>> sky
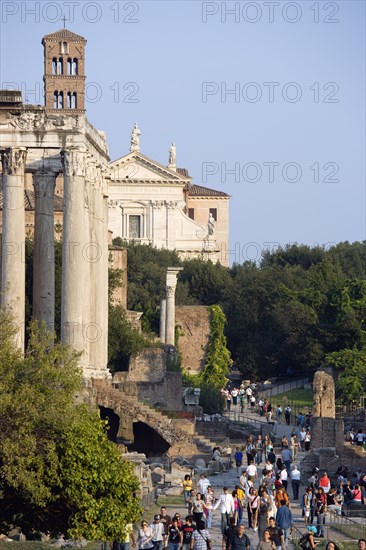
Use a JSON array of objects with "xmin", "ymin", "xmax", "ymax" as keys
[{"xmin": 1, "ymin": 0, "xmax": 365, "ymax": 264}]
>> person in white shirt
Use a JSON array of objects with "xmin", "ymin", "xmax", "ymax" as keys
[
  {"xmin": 246, "ymin": 461, "xmax": 258, "ymax": 479},
  {"xmin": 290, "ymin": 464, "xmax": 301, "ymax": 500},
  {"xmin": 246, "ymin": 387, "xmax": 252, "ymax": 404},
  {"xmin": 213, "ymin": 486, "xmax": 234, "ymax": 534},
  {"xmin": 197, "ymin": 473, "xmax": 211, "ymax": 496},
  {"xmin": 280, "ymin": 466, "xmax": 288, "ymax": 490}
]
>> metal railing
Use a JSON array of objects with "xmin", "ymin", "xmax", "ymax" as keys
[
  {"xmin": 327, "ymin": 510, "xmax": 366, "ymax": 540},
  {"xmin": 140, "ymin": 487, "xmax": 158, "ymax": 512}
]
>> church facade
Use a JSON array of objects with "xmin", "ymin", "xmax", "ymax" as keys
[{"xmin": 108, "ymin": 144, "xmax": 230, "ymax": 266}]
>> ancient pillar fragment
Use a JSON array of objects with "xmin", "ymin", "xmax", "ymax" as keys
[
  {"xmin": 60, "ymin": 147, "xmax": 87, "ymax": 360},
  {"xmin": 0, "ymin": 147, "xmax": 27, "ymax": 350},
  {"xmin": 160, "ymin": 298, "xmax": 166, "ymax": 343},
  {"xmin": 33, "ymin": 168, "xmax": 57, "ymax": 333},
  {"xmin": 165, "ymin": 267, "xmax": 183, "ymax": 346}
]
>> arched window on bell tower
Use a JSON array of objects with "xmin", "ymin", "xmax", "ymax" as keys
[
  {"xmin": 72, "ymin": 58, "xmax": 78, "ymax": 75},
  {"xmin": 54, "ymin": 91, "xmax": 58, "ymax": 109},
  {"xmin": 52, "ymin": 58, "xmax": 57, "ymax": 75},
  {"xmin": 67, "ymin": 58, "xmax": 71, "ymax": 75},
  {"xmin": 61, "ymin": 41, "xmax": 68, "ymax": 54},
  {"xmin": 57, "ymin": 57, "xmax": 63, "ymax": 75},
  {"xmin": 58, "ymin": 91, "xmax": 64, "ymax": 109},
  {"xmin": 71, "ymin": 92, "xmax": 77, "ymax": 109}
]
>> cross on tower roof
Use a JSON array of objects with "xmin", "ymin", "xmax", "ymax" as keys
[{"xmin": 61, "ymin": 15, "xmax": 67, "ymax": 28}]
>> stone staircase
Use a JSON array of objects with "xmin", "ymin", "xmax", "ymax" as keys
[{"xmin": 91, "ymin": 379, "xmax": 218, "ymax": 457}]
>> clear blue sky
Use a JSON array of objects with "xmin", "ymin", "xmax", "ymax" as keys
[{"xmin": 1, "ymin": 1, "xmax": 365, "ymax": 263}]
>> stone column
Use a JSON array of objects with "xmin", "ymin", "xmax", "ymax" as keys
[
  {"xmin": 101, "ymin": 192, "xmax": 109, "ymax": 372},
  {"xmin": 33, "ymin": 168, "xmax": 57, "ymax": 333},
  {"xmin": 60, "ymin": 147, "xmax": 87, "ymax": 359},
  {"xmin": 160, "ymin": 298, "xmax": 166, "ymax": 343},
  {"xmin": 165, "ymin": 267, "xmax": 183, "ymax": 346},
  {"xmin": 0, "ymin": 147, "xmax": 27, "ymax": 350}
]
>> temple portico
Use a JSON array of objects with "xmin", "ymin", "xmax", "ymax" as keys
[{"xmin": 0, "ymin": 106, "xmax": 111, "ymax": 379}]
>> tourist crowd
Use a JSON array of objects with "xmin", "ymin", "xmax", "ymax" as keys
[{"xmin": 115, "ymin": 434, "xmax": 365, "ymax": 550}]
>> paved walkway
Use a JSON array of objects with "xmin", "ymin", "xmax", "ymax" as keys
[{"xmin": 154, "ymin": 403, "xmax": 362, "ymax": 548}]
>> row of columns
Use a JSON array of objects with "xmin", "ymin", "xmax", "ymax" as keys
[{"xmin": 0, "ymin": 146, "xmax": 109, "ymax": 378}]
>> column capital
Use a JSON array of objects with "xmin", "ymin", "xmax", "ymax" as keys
[
  {"xmin": 0, "ymin": 147, "xmax": 27, "ymax": 176},
  {"xmin": 32, "ymin": 170, "xmax": 57, "ymax": 197},
  {"xmin": 166, "ymin": 286, "xmax": 176, "ymax": 298},
  {"xmin": 60, "ymin": 147, "xmax": 88, "ymax": 177}
]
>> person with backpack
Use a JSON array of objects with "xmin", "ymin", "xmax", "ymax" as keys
[{"xmin": 298, "ymin": 526, "xmax": 319, "ymax": 550}]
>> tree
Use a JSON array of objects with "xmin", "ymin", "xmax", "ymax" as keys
[
  {"xmin": 108, "ymin": 304, "xmax": 159, "ymax": 373},
  {"xmin": 324, "ymin": 348, "xmax": 366, "ymax": 404},
  {"xmin": 0, "ymin": 314, "xmax": 141, "ymax": 540}
]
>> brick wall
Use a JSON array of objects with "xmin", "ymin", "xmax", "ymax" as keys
[{"xmin": 176, "ymin": 305, "xmax": 211, "ymax": 374}]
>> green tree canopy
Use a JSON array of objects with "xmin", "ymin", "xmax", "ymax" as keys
[
  {"xmin": 0, "ymin": 314, "xmax": 141, "ymax": 540},
  {"xmin": 324, "ymin": 348, "xmax": 366, "ymax": 404}
]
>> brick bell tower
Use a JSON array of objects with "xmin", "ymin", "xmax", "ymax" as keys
[{"xmin": 42, "ymin": 29, "xmax": 87, "ymax": 113}]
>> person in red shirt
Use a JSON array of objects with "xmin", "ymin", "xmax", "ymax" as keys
[{"xmin": 319, "ymin": 472, "xmax": 331, "ymax": 494}]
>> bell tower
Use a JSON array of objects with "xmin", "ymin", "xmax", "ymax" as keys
[{"xmin": 42, "ymin": 29, "xmax": 87, "ymax": 113}]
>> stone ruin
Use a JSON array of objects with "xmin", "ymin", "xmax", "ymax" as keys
[
  {"xmin": 313, "ymin": 370, "xmax": 336, "ymax": 418},
  {"xmin": 301, "ymin": 369, "xmax": 344, "ymax": 480}
]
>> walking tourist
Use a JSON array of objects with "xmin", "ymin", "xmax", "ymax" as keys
[
  {"xmin": 228, "ymin": 524, "xmax": 251, "ymax": 550},
  {"xmin": 290, "ymin": 464, "xmax": 301, "ymax": 500},
  {"xmin": 150, "ymin": 515, "xmax": 165, "ymax": 550},
  {"xmin": 138, "ymin": 521, "xmax": 154, "ymax": 550},
  {"xmin": 191, "ymin": 520, "xmax": 211, "ymax": 550},
  {"xmin": 257, "ymin": 529, "xmax": 276, "ymax": 550},
  {"xmin": 267, "ymin": 517, "xmax": 285, "ymax": 550},
  {"xmin": 214, "ymin": 486, "xmax": 235, "ymax": 534},
  {"xmin": 275, "ymin": 500, "xmax": 293, "ymax": 542}
]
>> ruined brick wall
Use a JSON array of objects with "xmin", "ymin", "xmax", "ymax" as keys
[
  {"xmin": 127, "ymin": 348, "xmax": 166, "ymax": 383},
  {"xmin": 176, "ymin": 305, "xmax": 211, "ymax": 374},
  {"xmin": 114, "ymin": 372, "xmax": 183, "ymax": 411},
  {"xmin": 113, "ymin": 348, "xmax": 183, "ymax": 410}
]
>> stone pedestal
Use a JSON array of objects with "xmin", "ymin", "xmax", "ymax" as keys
[
  {"xmin": 165, "ymin": 267, "xmax": 183, "ymax": 346},
  {"xmin": 310, "ymin": 417, "xmax": 344, "ymax": 454},
  {"xmin": 33, "ymin": 169, "xmax": 57, "ymax": 333},
  {"xmin": 0, "ymin": 147, "xmax": 27, "ymax": 350}
]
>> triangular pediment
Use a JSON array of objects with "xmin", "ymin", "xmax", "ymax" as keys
[{"xmin": 109, "ymin": 152, "xmax": 191, "ymax": 184}]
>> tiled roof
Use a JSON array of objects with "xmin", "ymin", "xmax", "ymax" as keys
[
  {"xmin": 177, "ymin": 167, "xmax": 190, "ymax": 177},
  {"xmin": 42, "ymin": 29, "xmax": 86, "ymax": 42},
  {"xmin": 0, "ymin": 190, "xmax": 64, "ymax": 211},
  {"xmin": 186, "ymin": 184, "xmax": 229, "ymax": 198}
]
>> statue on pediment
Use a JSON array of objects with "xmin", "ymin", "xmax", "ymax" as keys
[
  {"xmin": 168, "ymin": 142, "xmax": 176, "ymax": 167},
  {"xmin": 130, "ymin": 122, "xmax": 141, "ymax": 152},
  {"xmin": 208, "ymin": 212, "xmax": 216, "ymax": 236}
]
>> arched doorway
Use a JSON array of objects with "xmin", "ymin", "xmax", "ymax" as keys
[{"xmin": 127, "ymin": 422, "xmax": 171, "ymax": 456}]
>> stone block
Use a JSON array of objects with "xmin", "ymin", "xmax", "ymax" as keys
[
  {"xmin": 165, "ymin": 474, "xmax": 183, "ymax": 485},
  {"xmin": 171, "ymin": 462, "xmax": 192, "ymax": 476},
  {"xmin": 310, "ymin": 418, "xmax": 344, "ymax": 453},
  {"xmin": 151, "ymin": 467, "xmax": 164, "ymax": 484},
  {"xmin": 194, "ymin": 458, "xmax": 207, "ymax": 470}
]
